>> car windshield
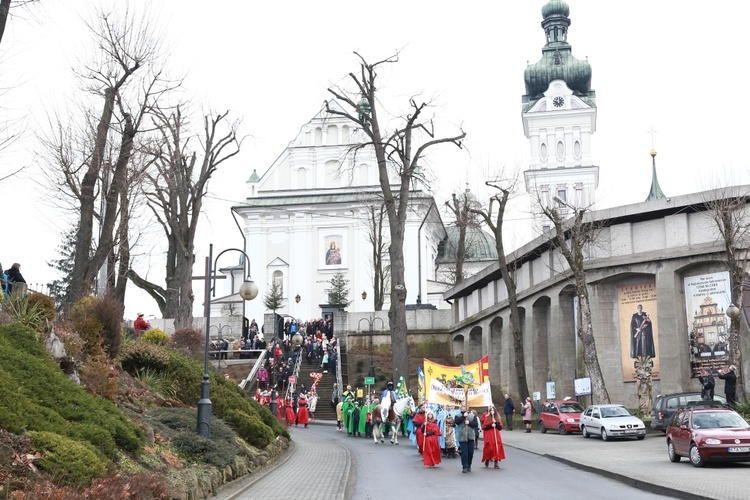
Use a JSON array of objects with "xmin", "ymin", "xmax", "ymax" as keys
[
  {"xmin": 692, "ymin": 412, "xmax": 749, "ymax": 429},
  {"xmin": 560, "ymin": 403, "xmax": 584, "ymax": 413},
  {"xmin": 601, "ymin": 406, "xmax": 631, "ymax": 418}
]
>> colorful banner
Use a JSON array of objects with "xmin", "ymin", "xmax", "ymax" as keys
[
  {"xmin": 423, "ymin": 356, "xmax": 492, "ymax": 407},
  {"xmin": 684, "ymin": 272, "xmax": 732, "ymax": 377},
  {"xmin": 617, "ymin": 281, "xmax": 660, "ymax": 382},
  {"xmin": 417, "ymin": 367, "xmax": 425, "ymax": 404}
]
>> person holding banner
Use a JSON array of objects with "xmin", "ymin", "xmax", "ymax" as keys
[
  {"xmin": 421, "ymin": 412, "xmax": 442, "ymax": 468},
  {"xmin": 481, "ymin": 406, "xmax": 506, "ymax": 468},
  {"xmin": 412, "ymin": 404, "xmax": 426, "ymax": 455}
]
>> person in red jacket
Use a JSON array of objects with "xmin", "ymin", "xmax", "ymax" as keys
[
  {"xmin": 134, "ymin": 313, "xmax": 150, "ymax": 338},
  {"xmin": 481, "ymin": 405, "xmax": 506, "ymax": 468},
  {"xmin": 421, "ymin": 412, "xmax": 442, "ymax": 468}
]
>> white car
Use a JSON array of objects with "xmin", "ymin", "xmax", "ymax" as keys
[{"xmin": 579, "ymin": 404, "xmax": 646, "ymax": 441}]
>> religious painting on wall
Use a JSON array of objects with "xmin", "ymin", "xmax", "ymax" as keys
[
  {"xmin": 617, "ymin": 281, "xmax": 660, "ymax": 382},
  {"xmin": 323, "ymin": 235, "xmax": 343, "ymax": 266},
  {"xmin": 683, "ymin": 272, "xmax": 731, "ymax": 378}
]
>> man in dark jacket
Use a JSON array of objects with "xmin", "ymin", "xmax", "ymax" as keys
[
  {"xmin": 502, "ymin": 394, "xmax": 515, "ymax": 430},
  {"xmin": 454, "ymin": 405, "xmax": 479, "ymax": 473},
  {"xmin": 718, "ymin": 365, "xmax": 737, "ymax": 406},
  {"xmin": 699, "ymin": 369, "xmax": 715, "ymax": 401}
]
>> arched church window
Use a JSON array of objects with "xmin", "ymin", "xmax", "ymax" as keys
[
  {"xmin": 540, "ymin": 143, "xmax": 548, "ymax": 163},
  {"xmin": 296, "ymin": 167, "xmax": 306, "ymax": 188},
  {"xmin": 556, "ymin": 141, "xmax": 565, "ymax": 162},
  {"xmin": 327, "ymin": 125, "xmax": 338, "ymax": 144}
]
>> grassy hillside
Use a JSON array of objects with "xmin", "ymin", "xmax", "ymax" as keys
[{"xmin": 0, "ymin": 323, "xmax": 288, "ymax": 498}]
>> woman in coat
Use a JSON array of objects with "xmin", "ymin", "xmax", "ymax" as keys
[
  {"xmin": 481, "ymin": 406, "xmax": 506, "ymax": 468},
  {"xmin": 421, "ymin": 412, "xmax": 442, "ymax": 468}
]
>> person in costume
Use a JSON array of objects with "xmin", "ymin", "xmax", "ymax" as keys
[
  {"xmin": 444, "ymin": 413, "xmax": 457, "ymax": 458},
  {"xmin": 421, "ymin": 412, "xmax": 442, "ymax": 468},
  {"xmin": 341, "ymin": 385, "xmax": 356, "ymax": 432},
  {"xmin": 296, "ymin": 393, "xmax": 310, "ymax": 428},
  {"xmin": 411, "ymin": 404, "xmax": 426, "ymax": 454},
  {"xmin": 336, "ymin": 401, "xmax": 344, "ymax": 431},
  {"xmin": 481, "ymin": 405, "xmax": 505, "ymax": 468},
  {"xmin": 348, "ymin": 400, "xmax": 361, "ymax": 436},
  {"xmin": 308, "ymin": 390, "xmax": 318, "ymax": 421},
  {"xmin": 381, "ymin": 381, "xmax": 397, "ymax": 406},
  {"xmin": 284, "ymin": 398, "xmax": 296, "ymax": 426}
]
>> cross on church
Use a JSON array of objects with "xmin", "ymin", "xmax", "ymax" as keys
[{"xmin": 647, "ymin": 125, "xmax": 658, "ymax": 149}]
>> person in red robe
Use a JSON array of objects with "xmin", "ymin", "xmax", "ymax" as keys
[
  {"xmin": 481, "ymin": 405, "xmax": 506, "ymax": 468},
  {"xmin": 276, "ymin": 397, "xmax": 284, "ymax": 421},
  {"xmin": 421, "ymin": 412, "xmax": 442, "ymax": 468},
  {"xmin": 411, "ymin": 404, "xmax": 426, "ymax": 455},
  {"xmin": 284, "ymin": 399, "xmax": 296, "ymax": 426},
  {"xmin": 297, "ymin": 394, "xmax": 310, "ymax": 428}
]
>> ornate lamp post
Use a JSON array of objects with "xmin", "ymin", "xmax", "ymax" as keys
[
  {"xmin": 358, "ymin": 316, "xmax": 385, "ymax": 378},
  {"xmin": 197, "ymin": 244, "xmax": 259, "ymax": 437}
]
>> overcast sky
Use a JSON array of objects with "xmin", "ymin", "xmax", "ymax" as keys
[{"xmin": 3, "ymin": 0, "xmax": 749, "ymax": 319}]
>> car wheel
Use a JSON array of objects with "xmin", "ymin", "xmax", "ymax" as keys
[
  {"xmin": 667, "ymin": 440, "xmax": 681, "ymax": 463},
  {"xmin": 601, "ymin": 428, "xmax": 609, "ymax": 441},
  {"xmin": 582, "ymin": 426, "xmax": 590, "ymax": 438},
  {"xmin": 558, "ymin": 423, "xmax": 568, "ymax": 435},
  {"xmin": 539, "ymin": 422, "xmax": 547, "ymax": 434},
  {"xmin": 689, "ymin": 443, "xmax": 705, "ymax": 468}
]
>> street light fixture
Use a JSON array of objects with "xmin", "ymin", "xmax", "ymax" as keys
[
  {"xmin": 361, "ymin": 290, "xmax": 367, "ymax": 301},
  {"xmin": 198, "ymin": 244, "xmax": 258, "ymax": 438},
  {"xmin": 295, "ymin": 294, "xmax": 301, "ymax": 303},
  {"xmin": 358, "ymin": 316, "xmax": 385, "ymax": 378}
]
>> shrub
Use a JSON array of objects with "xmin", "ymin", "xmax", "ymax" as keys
[
  {"xmin": 79, "ymin": 357, "xmax": 120, "ymax": 401},
  {"xmin": 224, "ymin": 409, "xmax": 274, "ymax": 448},
  {"xmin": 0, "ymin": 294, "xmax": 48, "ymax": 334},
  {"xmin": 71, "ymin": 297, "xmax": 104, "ymax": 357},
  {"xmin": 120, "ymin": 340, "xmax": 171, "ymax": 374},
  {"xmin": 142, "ymin": 327, "xmax": 170, "ymax": 346},
  {"xmin": 28, "ymin": 431, "xmax": 108, "ymax": 487},
  {"xmin": 27, "ymin": 293, "xmax": 56, "ymax": 325},
  {"xmin": 171, "ymin": 328, "xmax": 204, "ymax": 360},
  {"xmin": 91, "ymin": 294, "xmax": 124, "ymax": 359}
]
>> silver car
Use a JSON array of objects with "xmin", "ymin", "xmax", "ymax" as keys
[{"xmin": 579, "ymin": 404, "xmax": 647, "ymax": 441}]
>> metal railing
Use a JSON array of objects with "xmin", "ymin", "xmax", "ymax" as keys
[
  {"xmin": 285, "ymin": 346, "xmax": 303, "ymax": 401},
  {"xmin": 238, "ymin": 349, "xmax": 268, "ymax": 390}
]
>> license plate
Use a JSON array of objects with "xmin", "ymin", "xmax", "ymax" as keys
[
  {"xmin": 728, "ymin": 447, "xmax": 750, "ymax": 453},
  {"xmin": 624, "ymin": 430, "xmax": 636, "ymax": 433}
]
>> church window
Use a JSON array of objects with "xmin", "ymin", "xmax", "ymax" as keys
[
  {"xmin": 541, "ymin": 186, "xmax": 550, "ymax": 207},
  {"xmin": 296, "ymin": 167, "xmax": 306, "ymax": 188},
  {"xmin": 575, "ymin": 184, "xmax": 584, "ymax": 207},
  {"xmin": 358, "ymin": 164, "xmax": 368, "ymax": 184},
  {"xmin": 556, "ymin": 188, "xmax": 567, "ymax": 204},
  {"xmin": 574, "ymin": 140, "xmax": 581, "ymax": 159},
  {"xmin": 325, "ymin": 160, "xmax": 339, "ymax": 186},
  {"xmin": 314, "ymin": 127, "xmax": 322, "ymax": 146},
  {"xmin": 556, "ymin": 141, "xmax": 565, "ymax": 162},
  {"xmin": 540, "ymin": 143, "xmax": 548, "ymax": 163},
  {"xmin": 327, "ymin": 125, "xmax": 338, "ymax": 144},
  {"xmin": 342, "ymin": 125, "xmax": 350, "ymax": 142},
  {"xmin": 542, "ymin": 225, "xmax": 551, "ymax": 233}
]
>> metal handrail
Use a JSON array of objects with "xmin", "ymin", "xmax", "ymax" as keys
[
  {"xmin": 285, "ymin": 346, "xmax": 303, "ymax": 401},
  {"xmin": 238, "ymin": 349, "xmax": 268, "ymax": 389},
  {"xmin": 335, "ymin": 340, "xmax": 343, "ymax": 401}
]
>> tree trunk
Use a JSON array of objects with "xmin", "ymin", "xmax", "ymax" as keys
[{"xmin": 577, "ymin": 282, "xmax": 610, "ymax": 404}]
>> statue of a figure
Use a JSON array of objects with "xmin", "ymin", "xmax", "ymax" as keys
[{"xmin": 634, "ymin": 355, "xmax": 653, "ymax": 417}]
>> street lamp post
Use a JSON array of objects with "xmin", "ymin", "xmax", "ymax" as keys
[
  {"xmin": 198, "ymin": 243, "xmax": 259, "ymax": 438},
  {"xmin": 358, "ymin": 316, "xmax": 385, "ymax": 379}
]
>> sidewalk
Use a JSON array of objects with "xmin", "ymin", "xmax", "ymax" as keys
[{"xmin": 500, "ymin": 429, "xmax": 748, "ymax": 500}]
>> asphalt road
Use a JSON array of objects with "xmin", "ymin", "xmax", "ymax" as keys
[{"xmin": 221, "ymin": 423, "xmax": 670, "ymax": 500}]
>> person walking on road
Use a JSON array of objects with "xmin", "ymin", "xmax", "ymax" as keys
[
  {"xmin": 481, "ymin": 406, "xmax": 506, "ymax": 469},
  {"xmin": 503, "ymin": 394, "xmax": 515, "ymax": 430},
  {"xmin": 421, "ymin": 412, "xmax": 442, "ymax": 468},
  {"xmin": 454, "ymin": 404, "xmax": 478, "ymax": 473},
  {"xmin": 522, "ymin": 397, "xmax": 533, "ymax": 433},
  {"xmin": 718, "ymin": 365, "xmax": 737, "ymax": 406}
]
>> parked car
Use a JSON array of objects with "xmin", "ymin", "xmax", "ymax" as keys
[
  {"xmin": 666, "ymin": 401, "xmax": 750, "ymax": 467},
  {"xmin": 579, "ymin": 404, "xmax": 647, "ymax": 440},
  {"xmin": 539, "ymin": 399, "xmax": 585, "ymax": 435},
  {"xmin": 651, "ymin": 392, "xmax": 727, "ymax": 432}
]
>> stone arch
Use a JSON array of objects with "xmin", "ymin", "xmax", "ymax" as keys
[
  {"xmin": 489, "ymin": 316, "xmax": 503, "ymax": 389},
  {"xmin": 531, "ymin": 296, "xmax": 551, "ymax": 393},
  {"xmin": 452, "ymin": 334, "xmax": 465, "ymax": 360},
  {"xmin": 468, "ymin": 326, "xmax": 482, "ymax": 363}
]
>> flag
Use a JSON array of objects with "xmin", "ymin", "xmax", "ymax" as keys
[
  {"xmin": 423, "ymin": 356, "xmax": 491, "ymax": 407},
  {"xmin": 417, "ymin": 367, "xmax": 425, "ymax": 404},
  {"xmin": 396, "ymin": 375, "xmax": 409, "ymax": 398}
]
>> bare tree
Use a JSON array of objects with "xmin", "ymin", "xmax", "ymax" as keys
[
  {"xmin": 128, "ymin": 106, "xmax": 241, "ymax": 329},
  {"xmin": 468, "ymin": 177, "xmax": 530, "ymax": 401},
  {"xmin": 59, "ymin": 5, "xmax": 168, "ymax": 309},
  {"xmin": 326, "ymin": 52, "xmax": 465, "ymax": 383},
  {"xmin": 541, "ymin": 199, "xmax": 610, "ymax": 404},
  {"xmin": 366, "ymin": 203, "xmax": 389, "ymax": 311},
  {"xmin": 703, "ymin": 186, "xmax": 749, "ymax": 400}
]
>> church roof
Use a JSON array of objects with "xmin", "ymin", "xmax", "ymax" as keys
[
  {"xmin": 436, "ymin": 226, "xmax": 498, "ymax": 264},
  {"xmin": 235, "ymin": 188, "xmax": 433, "ymax": 208},
  {"xmin": 523, "ymin": 0, "xmax": 595, "ymax": 110}
]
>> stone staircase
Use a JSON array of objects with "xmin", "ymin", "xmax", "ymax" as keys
[{"xmin": 296, "ymin": 344, "xmax": 348, "ymax": 421}]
